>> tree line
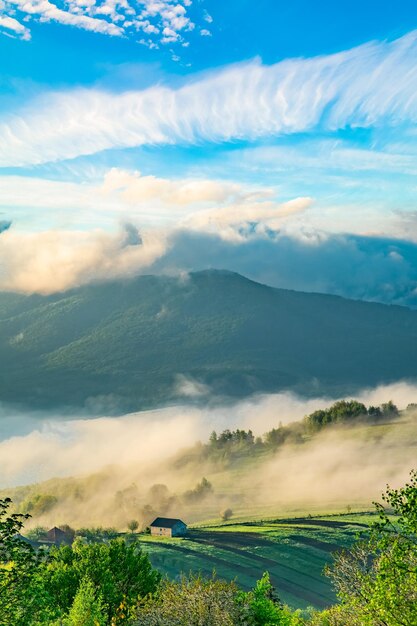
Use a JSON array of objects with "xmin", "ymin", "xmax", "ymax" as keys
[{"xmin": 204, "ymin": 399, "xmax": 402, "ymax": 462}]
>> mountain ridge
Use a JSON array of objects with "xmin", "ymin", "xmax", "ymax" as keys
[{"xmin": 1, "ymin": 269, "xmax": 417, "ymax": 413}]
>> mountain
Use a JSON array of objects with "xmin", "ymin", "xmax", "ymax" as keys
[{"xmin": 1, "ymin": 270, "xmax": 417, "ymax": 412}]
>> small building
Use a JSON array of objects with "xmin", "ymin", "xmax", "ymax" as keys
[
  {"xmin": 150, "ymin": 517, "xmax": 187, "ymax": 538},
  {"xmin": 40, "ymin": 527, "xmax": 73, "ymax": 546}
]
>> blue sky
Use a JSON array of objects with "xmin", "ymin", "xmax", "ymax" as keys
[{"xmin": 1, "ymin": 0, "xmax": 417, "ymax": 304}]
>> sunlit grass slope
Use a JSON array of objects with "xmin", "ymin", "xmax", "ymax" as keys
[{"xmin": 135, "ymin": 513, "xmax": 375, "ymax": 610}]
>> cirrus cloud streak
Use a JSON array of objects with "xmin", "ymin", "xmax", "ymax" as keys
[{"xmin": 2, "ymin": 30, "xmax": 417, "ymax": 165}]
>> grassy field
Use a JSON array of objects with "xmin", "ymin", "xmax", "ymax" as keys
[{"xmin": 134, "ymin": 512, "xmax": 375, "ymax": 610}]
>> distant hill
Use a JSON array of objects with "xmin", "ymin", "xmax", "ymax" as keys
[{"xmin": 1, "ymin": 269, "xmax": 417, "ymax": 412}]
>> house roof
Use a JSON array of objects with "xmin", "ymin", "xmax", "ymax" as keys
[
  {"xmin": 41, "ymin": 527, "xmax": 72, "ymax": 543},
  {"xmin": 150, "ymin": 517, "xmax": 186, "ymax": 528},
  {"xmin": 46, "ymin": 527, "xmax": 68, "ymax": 540}
]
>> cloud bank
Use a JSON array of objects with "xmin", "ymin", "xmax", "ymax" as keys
[
  {"xmin": 151, "ymin": 229, "xmax": 417, "ymax": 308},
  {"xmin": 2, "ymin": 213, "xmax": 417, "ymax": 305},
  {"xmin": 0, "ymin": 224, "xmax": 166, "ymax": 293},
  {"xmin": 2, "ymin": 30, "xmax": 417, "ymax": 166},
  {"xmin": 0, "ymin": 181, "xmax": 311, "ymax": 293},
  {"xmin": 0, "ymin": 383, "xmax": 416, "ymax": 527}
]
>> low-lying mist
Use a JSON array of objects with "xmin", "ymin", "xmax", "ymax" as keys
[{"xmin": 1, "ymin": 381, "xmax": 416, "ymax": 530}]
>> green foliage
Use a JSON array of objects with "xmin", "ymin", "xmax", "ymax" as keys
[
  {"xmin": 264, "ymin": 424, "xmax": 302, "ymax": 449},
  {"xmin": 0, "ymin": 498, "xmax": 47, "ymax": 626},
  {"xmin": 25, "ymin": 525, "xmax": 48, "ymax": 541},
  {"xmin": 60, "ymin": 524, "xmax": 76, "ymax": 542},
  {"xmin": 305, "ymin": 605, "xmax": 347, "ymax": 626},
  {"xmin": 1, "ymin": 499, "xmax": 161, "ymax": 625},
  {"xmin": 198, "ymin": 428, "xmax": 261, "ymax": 465},
  {"xmin": 20, "ymin": 493, "xmax": 58, "ymax": 517},
  {"xmin": 326, "ymin": 470, "xmax": 417, "ymax": 626},
  {"xmin": 367, "ymin": 405, "xmax": 382, "ymax": 418},
  {"xmin": 210, "ymin": 429, "xmax": 255, "ymax": 448},
  {"xmin": 380, "ymin": 400, "xmax": 399, "ymax": 418},
  {"xmin": 134, "ymin": 573, "xmax": 241, "ymax": 625},
  {"xmin": 64, "ymin": 577, "xmax": 107, "ymax": 626},
  {"xmin": 38, "ymin": 538, "xmax": 161, "ymax": 623},
  {"xmin": 134, "ymin": 572, "xmax": 302, "ymax": 626},
  {"xmin": 128, "ymin": 520, "xmax": 139, "ymax": 533},
  {"xmin": 303, "ymin": 399, "xmax": 399, "ymax": 432},
  {"xmin": 237, "ymin": 572, "xmax": 304, "ymax": 625},
  {"xmin": 76, "ymin": 527, "xmax": 119, "ymax": 542}
]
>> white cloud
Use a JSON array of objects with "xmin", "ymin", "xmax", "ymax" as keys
[
  {"xmin": 0, "ymin": 169, "xmax": 281, "ymax": 230},
  {"xmin": 174, "ymin": 374, "xmax": 210, "ymax": 398},
  {"xmin": 203, "ymin": 9, "xmax": 212, "ymax": 23},
  {"xmin": 0, "ymin": 14, "xmax": 30, "ymax": 38},
  {"xmin": 0, "ymin": 0, "xmax": 200, "ymax": 45},
  {"xmin": 0, "ymin": 224, "xmax": 167, "ymax": 293},
  {"xmin": 100, "ymin": 167, "xmax": 274, "ymax": 207},
  {"xmin": 6, "ymin": 0, "xmax": 125, "ymax": 35},
  {"xmin": 2, "ymin": 30, "xmax": 417, "ymax": 166},
  {"xmin": 1, "ymin": 383, "xmax": 416, "ymax": 487},
  {"xmin": 182, "ymin": 196, "xmax": 312, "ymax": 241},
  {"xmin": 0, "ymin": 168, "xmax": 313, "ymax": 292},
  {"xmin": 0, "ymin": 408, "xmax": 202, "ymax": 485},
  {"xmin": 236, "ymin": 140, "xmax": 417, "ymax": 177}
]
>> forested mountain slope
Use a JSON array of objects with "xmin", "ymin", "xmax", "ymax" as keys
[{"xmin": 1, "ymin": 270, "xmax": 417, "ymax": 411}]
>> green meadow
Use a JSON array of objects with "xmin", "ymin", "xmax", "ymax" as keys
[{"xmin": 134, "ymin": 512, "xmax": 375, "ymax": 610}]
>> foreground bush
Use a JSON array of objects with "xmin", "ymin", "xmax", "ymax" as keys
[
  {"xmin": 0, "ymin": 498, "xmax": 46, "ymax": 626},
  {"xmin": 325, "ymin": 470, "xmax": 417, "ymax": 626},
  {"xmin": 0, "ymin": 499, "xmax": 160, "ymax": 626},
  {"xmin": 134, "ymin": 572, "xmax": 303, "ymax": 626},
  {"xmin": 37, "ymin": 538, "xmax": 160, "ymax": 624}
]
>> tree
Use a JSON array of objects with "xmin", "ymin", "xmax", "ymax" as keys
[
  {"xmin": 134, "ymin": 574, "xmax": 239, "ymax": 625},
  {"xmin": 183, "ymin": 477, "xmax": 213, "ymax": 504},
  {"xmin": 326, "ymin": 470, "xmax": 417, "ymax": 626},
  {"xmin": 36, "ymin": 537, "xmax": 161, "ymax": 624},
  {"xmin": 76, "ymin": 527, "xmax": 118, "ymax": 542},
  {"xmin": 0, "ymin": 498, "xmax": 48, "ymax": 626},
  {"xmin": 134, "ymin": 572, "xmax": 302, "ymax": 626},
  {"xmin": 60, "ymin": 525, "xmax": 76, "ymax": 543},
  {"xmin": 381, "ymin": 400, "xmax": 399, "ymax": 418},
  {"xmin": 20, "ymin": 493, "xmax": 58, "ymax": 517},
  {"xmin": 209, "ymin": 431, "xmax": 218, "ymax": 445},
  {"xmin": 265, "ymin": 427, "xmax": 285, "ymax": 448},
  {"xmin": 65, "ymin": 577, "xmax": 106, "ymax": 626},
  {"xmin": 221, "ymin": 508, "xmax": 233, "ymax": 521},
  {"xmin": 127, "ymin": 520, "xmax": 139, "ymax": 534},
  {"xmin": 237, "ymin": 572, "xmax": 303, "ymax": 625},
  {"xmin": 0, "ymin": 498, "xmax": 161, "ymax": 625},
  {"xmin": 304, "ymin": 400, "xmax": 368, "ymax": 432},
  {"xmin": 25, "ymin": 526, "xmax": 48, "ymax": 542},
  {"xmin": 367, "ymin": 406, "xmax": 382, "ymax": 419}
]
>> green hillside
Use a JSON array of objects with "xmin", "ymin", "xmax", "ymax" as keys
[
  {"xmin": 136, "ymin": 514, "xmax": 372, "ymax": 610},
  {"xmin": 1, "ymin": 269, "xmax": 417, "ymax": 410},
  {"xmin": 3, "ymin": 412, "xmax": 416, "ymax": 610}
]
